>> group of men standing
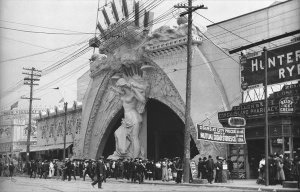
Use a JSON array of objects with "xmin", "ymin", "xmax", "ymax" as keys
[
  {"xmin": 197, "ymin": 155, "xmax": 232, "ymax": 184},
  {"xmin": 27, "ymin": 158, "xmax": 77, "ymax": 181}
]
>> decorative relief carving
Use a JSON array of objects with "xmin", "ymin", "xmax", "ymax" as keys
[
  {"xmin": 57, "ymin": 120, "xmax": 63, "ymax": 137},
  {"xmin": 82, "ymin": 58, "xmax": 200, "ymax": 159},
  {"xmin": 80, "ymin": 20, "xmax": 212, "ymax": 159},
  {"xmin": 83, "ymin": 72, "xmax": 114, "ymax": 158}
]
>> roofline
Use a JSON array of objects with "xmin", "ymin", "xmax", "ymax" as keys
[{"xmin": 207, "ymin": 0, "xmax": 293, "ymax": 27}]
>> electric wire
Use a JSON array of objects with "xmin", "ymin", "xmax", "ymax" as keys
[
  {"xmin": 0, "ymin": 0, "xmax": 155, "ymax": 106},
  {"xmin": 0, "ymin": 19, "xmax": 93, "ymax": 33},
  {"xmin": 203, "ymin": 7, "xmax": 300, "ymax": 45},
  {"xmin": 0, "ymin": 0, "xmax": 155, "ymax": 99},
  {"xmin": 0, "ymin": 26, "xmax": 97, "ymax": 35},
  {"xmin": 0, "ymin": 40, "xmax": 89, "ymax": 63}
]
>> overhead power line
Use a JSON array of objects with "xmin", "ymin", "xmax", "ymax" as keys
[
  {"xmin": 0, "ymin": 26, "xmax": 97, "ymax": 35},
  {"xmin": 0, "ymin": 40, "xmax": 89, "ymax": 63}
]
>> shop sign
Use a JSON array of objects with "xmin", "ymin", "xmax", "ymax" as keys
[
  {"xmin": 197, "ymin": 124, "xmax": 246, "ymax": 144},
  {"xmin": 218, "ymin": 100, "xmax": 279, "ymax": 119},
  {"xmin": 279, "ymin": 97, "xmax": 294, "ymax": 113},
  {"xmin": 241, "ymin": 42, "xmax": 300, "ymax": 87},
  {"xmin": 228, "ymin": 117, "xmax": 246, "ymax": 127},
  {"xmin": 0, "ymin": 109, "xmax": 41, "ymax": 116},
  {"xmin": 273, "ymin": 82, "xmax": 300, "ymax": 98}
]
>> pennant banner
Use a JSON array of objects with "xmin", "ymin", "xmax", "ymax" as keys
[
  {"xmin": 10, "ymin": 101, "xmax": 18, "ymax": 110},
  {"xmin": 197, "ymin": 124, "xmax": 246, "ymax": 144}
]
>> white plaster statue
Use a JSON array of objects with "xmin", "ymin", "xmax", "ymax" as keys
[{"xmin": 108, "ymin": 74, "xmax": 148, "ymax": 160}]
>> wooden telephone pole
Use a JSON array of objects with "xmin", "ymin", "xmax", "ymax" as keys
[
  {"xmin": 174, "ymin": 1, "xmax": 207, "ymax": 183},
  {"xmin": 22, "ymin": 67, "xmax": 41, "ymax": 163}
]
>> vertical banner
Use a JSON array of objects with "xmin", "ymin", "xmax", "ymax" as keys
[{"xmin": 189, "ymin": 161, "xmax": 198, "ymax": 180}]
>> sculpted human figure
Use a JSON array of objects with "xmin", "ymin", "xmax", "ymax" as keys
[{"xmin": 108, "ymin": 74, "xmax": 148, "ymax": 160}]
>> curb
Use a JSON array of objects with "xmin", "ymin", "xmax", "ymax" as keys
[
  {"xmin": 12, "ymin": 175, "xmax": 300, "ymax": 192},
  {"xmin": 116, "ymin": 179, "xmax": 299, "ymax": 192}
]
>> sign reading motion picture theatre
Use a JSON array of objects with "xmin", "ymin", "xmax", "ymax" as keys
[
  {"xmin": 197, "ymin": 124, "xmax": 246, "ymax": 144},
  {"xmin": 241, "ymin": 42, "xmax": 300, "ymax": 88}
]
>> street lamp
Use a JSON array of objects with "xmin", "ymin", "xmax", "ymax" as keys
[{"xmin": 63, "ymin": 102, "xmax": 68, "ymax": 161}]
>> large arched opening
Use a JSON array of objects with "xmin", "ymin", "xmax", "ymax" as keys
[
  {"xmin": 101, "ymin": 98, "xmax": 198, "ymax": 160},
  {"xmin": 146, "ymin": 99, "xmax": 184, "ymax": 161},
  {"xmin": 101, "ymin": 109, "xmax": 124, "ymax": 158}
]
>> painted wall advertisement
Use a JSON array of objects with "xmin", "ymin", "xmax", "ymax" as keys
[
  {"xmin": 197, "ymin": 124, "xmax": 246, "ymax": 144},
  {"xmin": 241, "ymin": 42, "xmax": 300, "ymax": 88}
]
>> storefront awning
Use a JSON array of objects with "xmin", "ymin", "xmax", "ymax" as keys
[{"xmin": 22, "ymin": 143, "xmax": 72, "ymax": 152}]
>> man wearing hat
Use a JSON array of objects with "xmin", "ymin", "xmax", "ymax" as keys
[{"xmin": 91, "ymin": 156, "xmax": 105, "ymax": 189}]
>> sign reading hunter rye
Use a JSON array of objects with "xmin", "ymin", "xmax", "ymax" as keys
[
  {"xmin": 241, "ymin": 42, "xmax": 300, "ymax": 88},
  {"xmin": 197, "ymin": 124, "xmax": 246, "ymax": 144}
]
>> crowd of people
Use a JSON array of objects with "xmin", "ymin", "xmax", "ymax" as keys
[
  {"xmin": 0, "ymin": 156, "xmax": 184, "ymax": 188},
  {"xmin": 1, "ymin": 153, "xmax": 300, "ymax": 189},
  {"xmin": 257, "ymin": 153, "xmax": 300, "ymax": 186}
]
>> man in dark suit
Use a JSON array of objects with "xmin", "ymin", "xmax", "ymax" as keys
[
  {"xmin": 30, "ymin": 160, "xmax": 37, "ymax": 178},
  {"xmin": 215, "ymin": 156, "xmax": 223, "ymax": 183},
  {"xmin": 206, "ymin": 155, "xmax": 215, "ymax": 184},
  {"xmin": 91, "ymin": 156, "xmax": 105, "ymax": 189}
]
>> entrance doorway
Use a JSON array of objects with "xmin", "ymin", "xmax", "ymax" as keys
[
  {"xmin": 146, "ymin": 99, "xmax": 184, "ymax": 161},
  {"xmin": 247, "ymin": 139, "xmax": 264, "ymax": 179}
]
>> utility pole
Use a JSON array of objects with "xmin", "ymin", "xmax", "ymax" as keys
[
  {"xmin": 22, "ymin": 67, "xmax": 41, "ymax": 163},
  {"xmin": 263, "ymin": 47, "xmax": 269, "ymax": 186},
  {"xmin": 174, "ymin": 1, "xmax": 207, "ymax": 183},
  {"xmin": 63, "ymin": 102, "xmax": 68, "ymax": 161}
]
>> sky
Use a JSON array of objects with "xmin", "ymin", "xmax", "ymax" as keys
[{"xmin": 0, "ymin": 0, "xmax": 278, "ymax": 111}]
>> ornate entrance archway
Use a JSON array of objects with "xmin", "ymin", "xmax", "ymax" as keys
[
  {"xmin": 73, "ymin": 15, "xmax": 230, "ymax": 160},
  {"xmin": 99, "ymin": 98, "xmax": 187, "ymax": 161},
  {"xmin": 75, "ymin": 57, "xmax": 190, "ymax": 159}
]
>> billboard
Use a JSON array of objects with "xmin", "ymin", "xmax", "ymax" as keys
[
  {"xmin": 241, "ymin": 42, "xmax": 300, "ymax": 88},
  {"xmin": 197, "ymin": 124, "xmax": 246, "ymax": 144}
]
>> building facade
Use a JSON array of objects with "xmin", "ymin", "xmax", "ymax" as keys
[
  {"xmin": 32, "ymin": 103, "xmax": 82, "ymax": 160},
  {"xmin": 215, "ymin": 0, "xmax": 300, "ymax": 179},
  {"xmin": 0, "ymin": 109, "xmax": 38, "ymax": 160}
]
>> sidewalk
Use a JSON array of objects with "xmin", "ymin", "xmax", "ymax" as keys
[
  {"xmin": 16, "ymin": 173, "xmax": 299, "ymax": 192},
  {"xmin": 122, "ymin": 179, "xmax": 300, "ymax": 192}
]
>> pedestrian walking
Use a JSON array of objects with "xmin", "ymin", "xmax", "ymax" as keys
[
  {"xmin": 9, "ymin": 162, "xmax": 14, "ymax": 179},
  {"xmin": 175, "ymin": 157, "xmax": 183, "ymax": 183},
  {"xmin": 56, "ymin": 160, "xmax": 63, "ymax": 180},
  {"xmin": 42, "ymin": 160, "xmax": 49, "ymax": 179},
  {"xmin": 275, "ymin": 154, "xmax": 285, "ymax": 185},
  {"xmin": 30, "ymin": 160, "xmax": 37, "ymax": 178},
  {"xmin": 161, "ymin": 158, "xmax": 168, "ymax": 182},
  {"xmin": 215, "ymin": 156, "xmax": 223, "ymax": 183},
  {"xmin": 91, "ymin": 156, "xmax": 105, "ymax": 189},
  {"xmin": 65, "ymin": 159, "xmax": 72, "ymax": 181},
  {"xmin": 136, "ymin": 159, "xmax": 145, "ymax": 184},
  {"xmin": 49, "ymin": 160, "xmax": 55, "ymax": 178},
  {"xmin": 71, "ymin": 160, "xmax": 77, "ymax": 180},
  {"xmin": 197, "ymin": 158, "xmax": 204, "ymax": 179},
  {"xmin": 206, "ymin": 155, "xmax": 214, "ymax": 184}
]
